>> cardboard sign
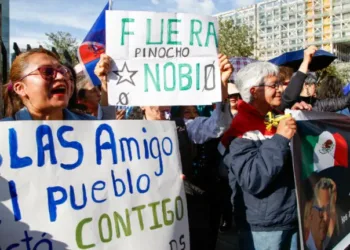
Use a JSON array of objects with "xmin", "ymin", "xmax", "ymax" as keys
[
  {"xmin": 0, "ymin": 120, "xmax": 189, "ymax": 249},
  {"xmin": 106, "ymin": 11, "xmax": 221, "ymax": 106}
]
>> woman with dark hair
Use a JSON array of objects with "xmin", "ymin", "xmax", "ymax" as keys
[
  {"xmin": 296, "ymin": 74, "xmax": 350, "ymax": 113},
  {"xmin": 298, "ymin": 73, "xmax": 318, "ymax": 105},
  {"xmin": 278, "ymin": 66, "xmax": 294, "ymax": 92},
  {"xmin": 273, "ymin": 46, "xmax": 348, "ymax": 113},
  {"xmin": 318, "ymin": 75, "xmax": 344, "ymax": 99},
  {"xmin": 2, "ymin": 48, "xmax": 95, "ymax": 120},
  {"xmin": 317, "ymin": 75, "xmax": 350, "ymax": 115}
]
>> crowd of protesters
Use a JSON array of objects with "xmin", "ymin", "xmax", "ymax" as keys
[{"xmin": 1, "ymin": 44, "xmax": 349, "ymax": 250}]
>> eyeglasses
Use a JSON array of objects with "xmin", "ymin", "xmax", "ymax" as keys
[
  {"xmin": 227, "ymin": 94, "xmax": 241, "ymax": 99},
  {"xmin": 257, "ymin": 82, "xmax": 283, "ymax": 89},
  {"xmin": 18, "ymin": 65, "xmax": 69, "ymax": 82},
  {"xmin": 312, "ymin": 204, "xmax": 330, "ymax": 218}
]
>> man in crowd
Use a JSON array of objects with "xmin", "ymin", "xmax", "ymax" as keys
[{"xmin": 306, "ymin": 178, "xmax": 335, "ymax": 250}]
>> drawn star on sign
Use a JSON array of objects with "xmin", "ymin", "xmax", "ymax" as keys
[{"xmin": 113, "ymin": 62, "xmax": 138, "ymax": 86}]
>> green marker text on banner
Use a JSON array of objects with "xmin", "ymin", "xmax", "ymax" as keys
[{"xmin": 106, "ymin": 11, "xmax": 221, "ymax": 106}]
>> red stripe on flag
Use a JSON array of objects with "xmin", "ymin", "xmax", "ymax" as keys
[{"xmin": 333, "ymin": 133, "xmax": 348, "ymax": 168}]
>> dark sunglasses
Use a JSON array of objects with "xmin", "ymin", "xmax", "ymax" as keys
[
  {"xmin": 227, "ymin": 93, "xmax": 241, "ymax": 99},
  {"xmin": 312, "ymin": 204, "xmax": 330, "ymax": 217},
  {"xmin": 18, "ymin": 65, "xmax": 69, "ymax": 82}
]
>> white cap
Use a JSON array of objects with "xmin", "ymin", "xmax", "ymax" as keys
[{"xmin": 228, "ymin": 83, "xmax": 240, "ymax": 95}]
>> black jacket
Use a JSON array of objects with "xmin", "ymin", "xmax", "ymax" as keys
[
  {"xmin": 277, "ymin": 70, "xmax": 350, "ymax": 113},
  {"xmin": 299, "ymin": 95, "xmax": 350, "ymax": 112},
  {"xmin": 277, "ymin": 71, "xmax": 307, "ymax": 111}
]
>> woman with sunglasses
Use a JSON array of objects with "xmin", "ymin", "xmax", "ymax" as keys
[{"xmin": 2, "ymin": 48, "xmax": 95, "ymax": 121}]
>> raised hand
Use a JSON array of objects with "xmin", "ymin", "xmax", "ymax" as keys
[{"xmin": 218, "ymin": 53, "xmax": 233, "ymax": 100}]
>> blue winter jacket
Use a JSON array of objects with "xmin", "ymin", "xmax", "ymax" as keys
[
  {"xmin": 224, "ymin": 133, "xmax": 298, "ymax": 231},
  {"xmin": 2, "ymin": 107, "xmax": 96, "ymax": 121}
]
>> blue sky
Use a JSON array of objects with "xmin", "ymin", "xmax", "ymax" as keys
[{"xmin": 10, "ymin": 0, "xmax": 262, "ymax": 49}]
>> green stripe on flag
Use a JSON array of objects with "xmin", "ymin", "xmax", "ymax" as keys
[{"xmin": 301, "ymin": 135, "xmax": 318, "ymax": 180}]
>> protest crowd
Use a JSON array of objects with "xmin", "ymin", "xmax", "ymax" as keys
[
  {"xmin": 2, "ymin": 44, "xmax": 348, "ymax": 250},
  {"xmin": 2, "ymin": 5, "xmax": 350, "ymax": 250}
]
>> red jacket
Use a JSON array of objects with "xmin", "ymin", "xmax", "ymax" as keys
[{"xmin": 219, "ymin": 100, "xmax": 276, "ymax": 155}]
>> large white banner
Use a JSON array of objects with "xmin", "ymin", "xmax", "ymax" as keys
[
  {"xmin": 106, "ymin": 11, "xmax": 221, "ymax": 106},
  {"xmin": 0, "ymin": 120, "xmax": 189, "ymax": 249}
]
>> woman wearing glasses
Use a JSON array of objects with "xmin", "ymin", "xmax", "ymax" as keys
[
  {"xmin": 2, "ymin": 48, "xmax": 95, "ymax": 121},
  {"xmin": 221, "ymin": 61, "xmax": 299, "ymax": 250}
]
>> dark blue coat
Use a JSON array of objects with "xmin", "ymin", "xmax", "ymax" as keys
[
  {"xmin": 224, "ymin": 134, "xmax": 297, "ymax": 231},
  {"xmin": 2, "ymin": 107, "xmax": 96, "ymax": 121}
]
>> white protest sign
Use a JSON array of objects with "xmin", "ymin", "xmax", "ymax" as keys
[
  {"xmin": 0, "ymin": 120, "xmax": 189, "ymax": 249},
  {"xmin": 106, "ymin": 11, "xmax": 221, "ymax": 106}
]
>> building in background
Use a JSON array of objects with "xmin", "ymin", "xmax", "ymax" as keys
[
  {"xmin": 0, "ymin": 0, "xmax": 9, "ymax": 80},
  {"xmin": 215, "ymin": 0, "xmax": 350, "ymax": 62},
  {"xmin": 0, "ymin": 0, "xmax": 9, "ymax": 118}
]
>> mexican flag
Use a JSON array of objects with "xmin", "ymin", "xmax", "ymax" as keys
[
  {"xmin": 291, "ymin": 110, "xmax": 350, "ymax": 250},
  {"xmin": 301, "ymin": 131, "xmax": 348, "ymax": 180}
]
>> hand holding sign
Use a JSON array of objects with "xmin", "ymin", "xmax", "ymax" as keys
[
  {"xmin": 276, "ymin": 116, "xmax": 297, "ymax": 140},
  {"xmin": 291, "ymin": 101, "xmax": 312, "ymax": 111},
  {"xmin": 94, "ymin": 54, "xmax": 111, "ymax": 83},
  {"xmin": 94, "ymin": 54, "xmax": 111, "ymax": 106},
  {"xmin": 218, "ymin": 53, "xmax": 233, "ymax": 100}
]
